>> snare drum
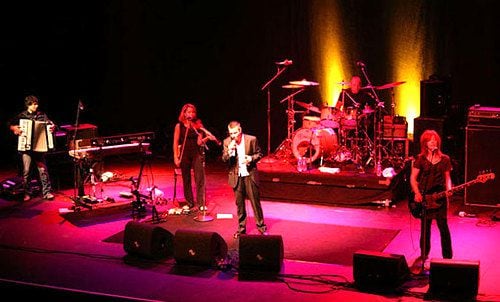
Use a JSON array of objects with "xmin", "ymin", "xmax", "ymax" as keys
[{"xmin": 302, "ymin": 116, "xmax": 320, "ymax": 129}]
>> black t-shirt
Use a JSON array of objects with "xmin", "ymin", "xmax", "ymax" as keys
[
  {"xmin": 337, "ymin": 89, "xmax": 375, "ymax": 112},
  {"xmin": 414, "ymin": 153, "xmax": 452, "ymax": 194}
]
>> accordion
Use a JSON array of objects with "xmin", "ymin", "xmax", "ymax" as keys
[{"xmin": 17, "ymin": 119, "xmax": 55, "ymax": 152}]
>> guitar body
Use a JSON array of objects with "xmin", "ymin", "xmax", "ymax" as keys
[
  {"xmin": 408, "ymin": 187, "xmax": 446, "ymax": 219},
  {"xmin": 408, "ymin": 173, "xmax": 495, "ymax": 219}
]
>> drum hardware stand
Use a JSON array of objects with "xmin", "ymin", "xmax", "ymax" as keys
[
  {"xmin": 358, "ymin": 62, "xmax": 385, "ymax": 176},
  {"xmin": 273, "ymin": 88, "xmax": 305, "ymax": 161},
  {"xmin": 261, "ymin": 60, "xmax": 291, "ymax": 162},
  {"xmin": 280, "ymin": 88, "xmax": 305, "ymax": 140}
]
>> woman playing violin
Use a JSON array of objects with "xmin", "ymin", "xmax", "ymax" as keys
[{"xmin": 173, "ymin": 103, "xmax": 210, "ymax": 211}]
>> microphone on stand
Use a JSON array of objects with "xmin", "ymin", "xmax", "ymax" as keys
[
  {"xmin": 78, "ymin": 100, "xmax": 85, "ymax": 111},
  {"xmin": 275, "ymin": 59, "xmax": 293, "ymax": 66},
  {"xmin": 356, "ymin": 61, "xmax": 366, "ymax": 67}
]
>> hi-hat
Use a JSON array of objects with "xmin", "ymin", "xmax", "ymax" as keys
[
  {"xmin": 295, "ymin": 101, "xmax": 320, "ymax": 113},
  {"xmin": 282, "ymin": 84, "xmax": 304, "ymax": 89},
  {"xmin": 289, "ymin": 79, "xmax": 319, "ymax": 86},
  {"xmin": 337, "ymin": 81, "xmax": 350, "ymax": 85},
  {"xmin": 376, "ymin": 81, "xmax": 406, "ymax": 90}
]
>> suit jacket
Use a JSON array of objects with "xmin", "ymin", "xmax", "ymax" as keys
[{"xmin": 222, "ymin": 134, "xmax": 262, "ymax": 189}]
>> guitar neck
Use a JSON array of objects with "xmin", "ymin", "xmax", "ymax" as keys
[{"xmin": 433, "ymin": 179, "xmax": 481, "ymax": 200}]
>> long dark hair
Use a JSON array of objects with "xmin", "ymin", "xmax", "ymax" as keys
[{"xmin": 419, "ymin": 129, "xmax": 442, "ymax": 157}]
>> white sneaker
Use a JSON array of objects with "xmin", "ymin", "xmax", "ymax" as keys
[
  {"xmin": 199, "ymin": 206, "xmax": 208, "ymax": 211},
  {"xmin": 182, "ymin": 205, "xmax": 190, "ymax": 211}
]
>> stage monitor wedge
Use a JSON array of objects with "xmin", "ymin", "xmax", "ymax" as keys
[
  {"xmin": 123, "ymin": 221, "xmax": 174, "ymax": 259},
  {"xmin": 238, "ymin": 234, "xmax": 284, "ymax": 281},
  {"xmin": 353, "ymin": 250, "xmax": 410, "ymax": 292},
  {"xmin": 173, "ymin": 229, "xmax": 228, "ymax": 267},
  {"xmin": 427, "ymin": 258, "xmax": 480, "ymax": 301}
]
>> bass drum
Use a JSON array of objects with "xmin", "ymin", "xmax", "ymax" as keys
[{"xmin": 292, "ymin": 127, "xmax": 338, "ymax": 163}]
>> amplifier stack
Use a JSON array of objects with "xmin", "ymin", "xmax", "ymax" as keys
[{"xmin": 465, "ymin": 105, "xmax": 500, "ymax": 207}]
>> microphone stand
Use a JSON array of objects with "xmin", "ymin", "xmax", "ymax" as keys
[
  {"xmin": 70, "ymin": 101, "xmax": 85, "ymax": 211},
  {"xmin": 194, "ymin": 152, "xmax": 213, "ymax": 222},
  {"xmin": 191, "ymin": 124, "xmax": 213, "ymax": 222},
  {"xmin": 260, "ymin": 63, "xmax": 290, "ymax": 163}
]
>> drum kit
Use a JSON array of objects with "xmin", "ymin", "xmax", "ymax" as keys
[{"xmin": 274, "ymin": 79, "xmax": 406, "ymax": 171}]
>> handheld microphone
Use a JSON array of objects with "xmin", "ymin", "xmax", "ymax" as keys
[
  {"xmin": 356, "ymin": 61, "xmax": 366, "ymax": 67},
  {"xmin": 275, "ymin": 59, "xmax": 293, "ymax": 66}
]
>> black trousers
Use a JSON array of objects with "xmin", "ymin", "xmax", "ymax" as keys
[{"xmin": 234, "ymin": 175, "xmax": 266, "ymax": 233}]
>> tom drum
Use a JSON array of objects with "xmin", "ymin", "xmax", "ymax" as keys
[
  {"xmin": 341, "ymin": 107, "xmax": 358, "ymax": 129},
  {"xmin": 320, "ymin": 106, "xmax": 340, "ymax": 129},
  {"xmin": 302, "ymin": 116, "xmax": 321, "ymax": 129}
]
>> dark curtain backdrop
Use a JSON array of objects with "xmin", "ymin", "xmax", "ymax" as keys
[{"xmin": 1, "ymin": 0, "xmax": 499, "ymax": 166}]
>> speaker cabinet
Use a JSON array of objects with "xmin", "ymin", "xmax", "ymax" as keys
[
  {"xmin": 353, "ymin": 250, "xmax": 410, "ymax": 291},
  {"xmin": 123, "ymin": 221, "xmax": 174, "ymax": 259},
  {"xmin": 173, "ymin": 229, "xmax": 227, "ymax": 266},
  {"xmin": 420, "ymin": 79, "xmax": 450, "ymax": 118},
  {"xmin": 465, "ymin": 126, "xmax": 500, "ymax": 207},
  {"xmin": 427, "ymin": 259, "xmax": 480, "ymax": 301},
  {"xmin": 239, "ymin": 235, "xmax": 284, "ymax": 273}
]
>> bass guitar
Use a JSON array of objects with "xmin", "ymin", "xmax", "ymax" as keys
[{"xmin": 409, "ymin": 172, "xmax": 495, "ymax": 218}]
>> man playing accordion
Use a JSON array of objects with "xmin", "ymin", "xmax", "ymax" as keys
[{"xmin": 9, "ymin": 95, "xmax": 55, "ymax": 201}]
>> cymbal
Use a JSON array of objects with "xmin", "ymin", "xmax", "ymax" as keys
[
  {"xmin": 282, "ymin": 84, "xmax": 303, "ymax": 89},
  {"xmin": 337, "ymin": 81, "xmax": 350, "ymax": 85},
  {"xmin": 362, "ymin": 108, "xmax": 375, "ymax": 114},
  {"xmin": 361, "ymin": 84, "xmax": 376, "ymax": 90},
  {"xmin": 295, "ymin": 101, "xmax": 320, "ymax": 113},
  {"xmin": 289, "ymin": 79, "xmax": 319, "ymax": 86},
  {"xmin": 376, "ymin": 81, "xmax": 406, "ymax": 90}
]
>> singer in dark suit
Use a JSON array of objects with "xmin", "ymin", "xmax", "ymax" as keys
[{"xmin": 222, "ymin": 121, "xmax": 267, "ymax": 239}]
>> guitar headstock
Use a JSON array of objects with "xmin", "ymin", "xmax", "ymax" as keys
[{"xmin": 476, "ymin": 171, "xmax": 495, "ymax": 183}]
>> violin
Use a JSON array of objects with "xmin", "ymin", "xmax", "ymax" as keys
[{"xmin": 190, "ymin": 119, "xmax": 221, "ymax": 145}]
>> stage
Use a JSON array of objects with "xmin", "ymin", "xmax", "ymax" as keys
[{"xmin": 258, "ymin": 156, "xmax": 393, "ymax": 206}]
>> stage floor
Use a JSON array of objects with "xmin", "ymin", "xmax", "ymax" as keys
[{"xmin": 0, "ymin": 157, "xmax": 498, "ymax": 301}]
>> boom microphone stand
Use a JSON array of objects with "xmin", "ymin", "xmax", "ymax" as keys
[{"xmin": 260, "ymin": 59, "xmax": 292, "ymax": 163}]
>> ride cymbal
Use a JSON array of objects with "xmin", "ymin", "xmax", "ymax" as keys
[
  {"xmin": 289, "ymin": 79, "xmax": 319, "ymax": 86},
  {"xmin": 295, "ymin": 101, "xmax": 321, "ymax": 113},
  {"xmin": 282, "ymin": 84, "xmax": 304, "ymax": 89},
  {"xmin": 376, "ymin": 81, "xmax": 406, "ymax": 90}
]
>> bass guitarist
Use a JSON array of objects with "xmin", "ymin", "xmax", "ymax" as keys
[{"xmin": 409, "ymin": 129, "xmax": 453, "ymax": 272}]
